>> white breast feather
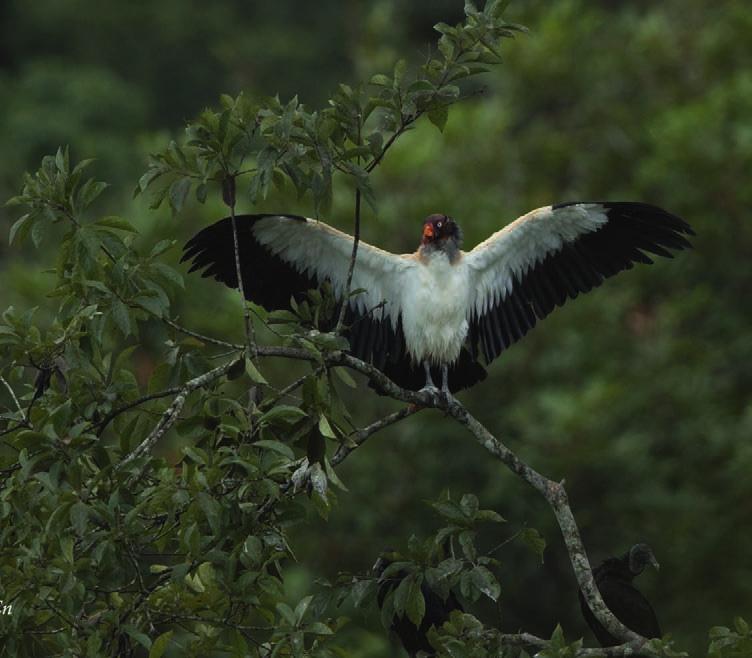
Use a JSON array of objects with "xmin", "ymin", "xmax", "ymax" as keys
[{"xmin": 401, "ymin": 251, "xmax": 471, "ymax": 365}]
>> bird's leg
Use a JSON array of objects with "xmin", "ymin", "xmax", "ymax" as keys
[
  {"xmin": 419, "ymin": 361, "xmax": 439, "ymax": 394},
  {"xmin": 441, "ymin": 364, "xmax": 450, "ymax": 394}
]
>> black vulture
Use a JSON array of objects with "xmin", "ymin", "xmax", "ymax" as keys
[
  {"xmin": 579, "ymin": 543, "xmax": 662, "ymax": 649},
  {"xmin": 373, "ymin": 550, "xmax": 463, "ymax": 657}
]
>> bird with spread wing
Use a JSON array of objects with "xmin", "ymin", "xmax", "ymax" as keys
[{"xmin": 182, "ymin": 202, "xmax": 693, "ymax": 393}]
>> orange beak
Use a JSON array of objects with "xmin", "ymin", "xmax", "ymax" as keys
[{"xmin": 423, "ymin": 224, "xmax": 434, "ymax": 239}]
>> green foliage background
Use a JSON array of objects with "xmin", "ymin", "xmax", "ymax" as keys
[{"xmin": 1, "ymin": 0, "xmax": 750, "ymax": 655}]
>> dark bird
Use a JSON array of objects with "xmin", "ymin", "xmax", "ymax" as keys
[
  {"xmin": 579, "ymin": 543, "xmax": 662, "ymax": 649},
  {"xmin": 373, "ymin": 550, "xmax": 462, "ymax": 657},
  {"xmin": 182, "ymin": 202, "xmax": 693, "ymax": 393}
]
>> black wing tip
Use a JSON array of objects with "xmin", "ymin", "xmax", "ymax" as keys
[
  {"xmin": 553, "ymin": 200, "xmax": 694, "ymax": 238},
  {"xmin": 180, "ymin": 213, "xmax": 308, "ymax": 264}
]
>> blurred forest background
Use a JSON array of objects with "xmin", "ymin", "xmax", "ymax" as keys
[{"xmin": 1, "ymin": 0, "xmax": 750, "ymax": 655}]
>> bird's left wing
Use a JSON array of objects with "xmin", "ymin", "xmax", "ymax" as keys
[
  {"xmin": 463, "ymin": 202, "xmax": 693, "ymax": 364},
  {"xmin": 182, "ymin": 214, "xmax": 418, "ymax": 365}
]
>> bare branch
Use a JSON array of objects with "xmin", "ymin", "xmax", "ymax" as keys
[
  {"xmin": 336, "ymin": 113, "xmax": 363, "ymax": 333},
  {"xmin": 225, "ymin": 176, "xmax": 257, "ymax": 357},
  {"xmin": 0, "ymin": 374, "xmax": 28, "ymax": 427},
  {"xmin": 90, "ymin": 387, "xmax": 183, "ymax": 435},
  {"xmin": 490, "ymin": 630, "xmax": 646, "ymax": 656},
  {"xmin": 164, "ymin": 317, "xmax": 244, "ymax": 350},
  {"xmin": 118, "ymin": 357, "xmax": 243, "ymax": 468},
  {"xmin": 332, "ymin": 404, "xmax": 421, "ymax": 465},
  {"xmin": 253, "ymin": 344, "xmax": 648, "ymax": 652}
]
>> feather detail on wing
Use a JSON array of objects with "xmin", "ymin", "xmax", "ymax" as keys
[
  {"xmin": 182, "ymin": 214, "xmax": 416, "ymax": 324},
  {"xmin": 463, "ymin": 202, "xmax": 694, "ymax": 364}
]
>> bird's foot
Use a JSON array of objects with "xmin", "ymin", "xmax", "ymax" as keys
[
  {"xmin": 418, "ymin": 384, "xmax": 440, "ymax": 396},
  {"xmin": 418, "ymin": 384, "xmax": 454, "ymax": 406}
]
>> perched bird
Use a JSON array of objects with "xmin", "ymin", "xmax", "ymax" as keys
[
  {"xmin": 579, "ymin": 543, "xmax": 662, "ymax": 649},
  {"xmin": 373, "ymin": 550, "xmax": 462, "ymax": 657},
  {"xmin": 182, "ymin": 202, "xmax": 693, "ymax": 393}
]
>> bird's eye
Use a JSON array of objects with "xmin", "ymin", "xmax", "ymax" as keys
[{"xmin": 437, "ymin": 222, "xmax": 443, "ymax": 228}]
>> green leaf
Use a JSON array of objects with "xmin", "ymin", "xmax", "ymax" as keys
[
  {"xmin": 123, "ymin": 625, "xmax": 152, "ymax": 650},
  {"xmin": 254, "ymin": 440, "xmax": 295, "ymax": 460},
  {"xmin": 393, "ymin": 59, "xmax": 408, "ymax": 89},
  {"xmin": 148, "ymin": 631, "xmax": 173, "ymax": 658},
  {"xmin": 394, "ymin": 574, "xmax": 425, "ymax": 627},
  {"xmin": 431, "ymin": 500, "xmax": 468, "ymax": 525},
  {"xmin": 475, "ymin": 509, "xmax": 506, "ymax": 523},
  {"xmin": 427, "ymin": 105, "xmax": 449, "ymax": 132},
  {"xmin": 459, "ymin": 493, "xmax": 479, "ymax": 518},
  {"xmin": 169, "ymin": 177, "xmax": 192, "ymax": 214},
  {"xmin": 79, "ymin": 179, "xmax": 109, "ymax": 209},
  {"xmin": 94, "ymin": 216, "xmax": 137, "ymax": 232},
  {"xmin": 70, "ymin": 502, "xmax": 89, "ymax": 537},
  {"xmin": 519, "ymin": 527, "xmax": 546, "ymax": 563},
  {"xmin": 150, "ymin": 239, "xmax": 175, "ymax": 258},
  {"xmin": 259, "ymin": 405, "xmax": 307, "ymax": 425},
  {"xmin": 8, "ymin": 214, "xmax": 30, "ymax": 245},
  {"xmin": 111, "ymin": 298, "xmax": 133, "ymax": 336},
  {"xmin": 294, "ymin": 595, "xmax": 313, "ymax": 624},
  {"xmin": 151, "ymin": 262, "xmax": 184, "ymax": 289},
  {"xmin": 134, "ymin": 294, "xmax": 166, "ymax": 318},
  {"xmin": 370, "ymin": 73, "xmax": 392, "ymax": 87},
  {"xmin": 61, "ymin": 536, "xmax": 74, "ymax": 564},
  {"xmin": 470, "ymin": 565, "xmax": 500, "ymax": 602},
  {"xmin": 318, "ymin": 414, "xmax": 337, "ymax": 439},
  {"xmin": 245, "ymin": 357, "xmax": 269, "ymax": 385}
]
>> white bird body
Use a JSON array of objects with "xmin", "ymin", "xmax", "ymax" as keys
[
  {"xmin": 183, "ymin": 202, "xmax": 693, "ymax": 392},
  {"xmin": 401, "ymin": 249, "xmax": 471, "ymax": 365}
]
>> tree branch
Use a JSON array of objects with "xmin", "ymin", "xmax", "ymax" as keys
[
  {"xmin": 224, "ymin": 175, "xmax": 257, "ymax": 357},
  {"xmin": 490, "ymin": 630, "xmax": 646, "ymax": 657},
  {"xmin": 0, "ymin": 374, "xmax": 28, "ymax": 428},
  {"xmin": 335, "ymin": 112, "xmax": 363, "ymax": 333},
  {"xmin": 253, "ymin": 344, "xmax": 648, "ymax": 653},
  {"xmin": 164, "ymin": 316, "xmax": 245, "ymax": 350},
  {"xmin": 90, "ymin": 386, "xmax": 183, "ymax": 435},
  {"xmin": 118, "ymin": 357, "xmax": 243, "ymax": 468},
  {"xmin": 332, "ymin": 404, "xmax": 421, "ymax": 465}
]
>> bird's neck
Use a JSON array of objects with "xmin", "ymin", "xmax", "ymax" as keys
[{"xmin": 419, "ymin": 238, "xmax": 461, "ymax": 264}]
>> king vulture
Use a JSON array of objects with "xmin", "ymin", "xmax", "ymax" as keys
[
  {"xmin": 579, "ymin": 543, "xmax": 662, "ymax": 650},
  {"xmin": 182, "ymin": 202, "xmax": 693, "ymax": 393}
]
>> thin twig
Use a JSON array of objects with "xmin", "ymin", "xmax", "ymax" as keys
[
  {"xmin": 335, "ymin": 112, "xmax": 363, "ymax": 333},
  {"xmin": 226, "ymin": 176, "xmax": 257, "ymax": 357},
  {"xmin": 332, "ymin": 404, "xmax": 421, "ymax": 465},
  {"xmin": 118, "ymin": 357, "xmax": 242, "ymax": 468},
  {"xmin": 90, "ymin": 387, "xmax": 183, "ymax": 435},
  {"xmin": 0, "ymin": 374, "xmax": 27, "ymax": 426},
  {"xmin": 164, "ymin": 317, "xmax": 245, "ymax": 350}
]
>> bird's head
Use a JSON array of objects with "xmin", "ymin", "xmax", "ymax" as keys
[
  {"xmin": 627, "ymin": 543, "xmax": 660, "ymax": 575},
  {"xmin": 372, "ymin": 548, "xmax": 400, "ymax": 577},
  {"xmin": 421, "ymin": 214, "xmax": 462, "ymax": 250}
]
